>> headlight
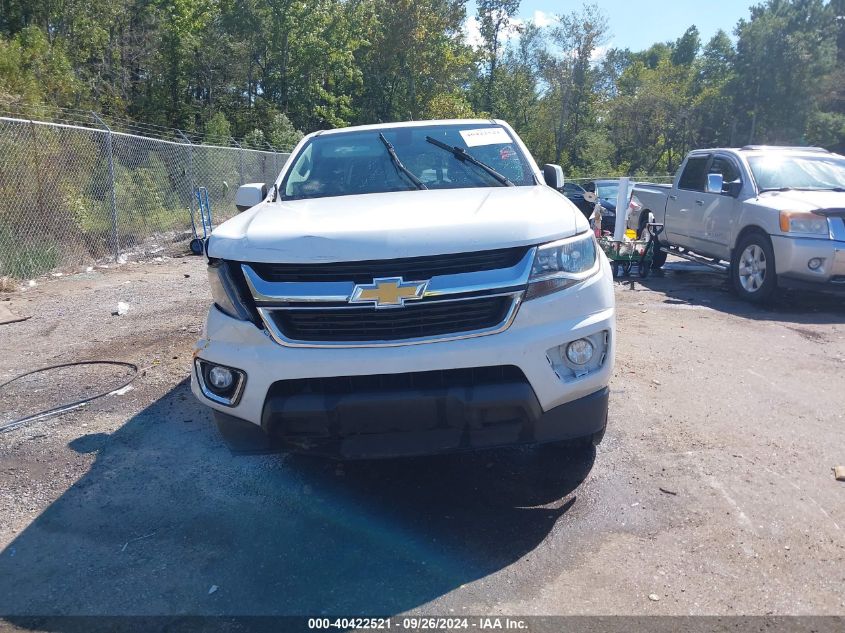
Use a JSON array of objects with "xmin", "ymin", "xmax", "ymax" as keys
[
  {"xmin": 207, "ymin": 260, "xmax": 255, "ymax": 321},
  {"xmin": 526, "ymin": 232, "xmax": 600, "ymax": 299},
  {"xmin": 779, "ymin": 211, "xmax": 830, "ymax": 236}
]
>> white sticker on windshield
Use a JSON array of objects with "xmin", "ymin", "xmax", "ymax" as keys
[{"xmin": 459, "ymin": 127, "xmax": 513, "ymax": 147}]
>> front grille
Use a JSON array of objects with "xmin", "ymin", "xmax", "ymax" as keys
[
  {"xmin": 271, "ymin": 296, "xmax": 513, "ymax": 342},
  {"xmin": 268, "ymin": 365, "xmax": 528, "ymax": 397},
  {"xmin": 249, "ymin": 247, "xmax": 530, "ymax": 283}
]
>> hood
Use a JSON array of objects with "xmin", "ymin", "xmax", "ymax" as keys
[
  {"xmin": 208, "ymin": 186, "xmax": 585, "ymax": 263},
  {"xmin": 753, "ymin": 189, "xmax": 845, "ymax": 213}
]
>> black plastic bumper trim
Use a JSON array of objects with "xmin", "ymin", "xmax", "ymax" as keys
[{"xmin": 259, "ymin": 378, "xmax": 609, "ymax": 458}]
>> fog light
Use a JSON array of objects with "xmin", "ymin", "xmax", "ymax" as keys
[
  {"xmin": 566, "ymin": 338, "xmax": 595, "ymax": 365},
  {"xmin": 195, "ymin": 360, "xmax": 245, "ymax": 407},
  {"xmin": 208, "ymin": 366, "xmax": 234, "ymax": 390},
  {"xmin": 808, "ymin": 257, "xmax": 823, "ymax": 271}
]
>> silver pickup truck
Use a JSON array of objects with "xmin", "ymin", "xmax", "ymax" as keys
[{"xmin": 628, "ymin": 146, "xmax": 845, "ymax": 302}]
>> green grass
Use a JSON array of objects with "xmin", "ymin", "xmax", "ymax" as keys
[{"xmin": 0, "ymin": 241, "xmax": 60, "ymax": 278}]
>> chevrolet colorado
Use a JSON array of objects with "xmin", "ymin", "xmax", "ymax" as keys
[
  {"xmin": 191, "ymin": 119, "xmax": 615, "ymax": 458},
  {"xmin": 628, "ymin": 146, "xmax": 845, "ymax": 302}
]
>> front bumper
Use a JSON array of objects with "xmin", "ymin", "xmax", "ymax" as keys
[
  {"xmin": 258, "ymin": 381, "xmax": 608, "ymax": 459},
  {"xmin": 192, "ymin": 256, "xmax": 615, "ymax": 455},
  {"xmin": 771, "ymin": 235, "xmax": 845, "ymax": 289}
]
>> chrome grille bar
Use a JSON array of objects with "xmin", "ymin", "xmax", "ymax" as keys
[
  {"xmin": 241, "ymin": 248, "xmax": 535, "ymax": 304},
  {"xmin": 242, "ymin": 248, "xmax": 535, "ymax": 347}
]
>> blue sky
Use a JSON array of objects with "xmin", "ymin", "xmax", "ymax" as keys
[{"xmin": 467, "ymin": 1, "xmax": 757, "ymax": 53}]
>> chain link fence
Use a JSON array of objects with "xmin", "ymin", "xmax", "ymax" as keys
[
  {"xmin": 0, "ymin": 111, "xmax": 676, "ymax": 280},
  {"xmin": 0, "ymin": 115, "xmax": 289, "ymax": 279}
]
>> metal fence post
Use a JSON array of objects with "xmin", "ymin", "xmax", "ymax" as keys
[
  {"xmin": 232, "ymin": 138, "xmax": 244, "ymax": 185},
  {"xmin": 91, "ymin": 112, "xmax": 120, "ymax": 258},
  {"xmin": 26, "ymin": 120, "xmax": 48, "ymax": 240},
  {"xmin": 177, "ymin": 130, "xmax": 196, "ymax": 228},
  {"xmin": 265, "ymin": 142, "xmax": 278, "ymax": 178}
]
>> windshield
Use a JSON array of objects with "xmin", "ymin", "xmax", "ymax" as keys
[
  {"xmin": 595, "ymin": 183, "xmax": 619, "ymax": 200},
  {"xmin": 280, "ymin": 123, "xmax": 535, "ymax": 200},
  {"xmin": 747, "ymin": 154, "xmax": 845, "ymax": 191}
]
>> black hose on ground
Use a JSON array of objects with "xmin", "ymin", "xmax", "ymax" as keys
[{"xmin": 0, "ymin": 360, "xmax": 138, "ymax": 434}]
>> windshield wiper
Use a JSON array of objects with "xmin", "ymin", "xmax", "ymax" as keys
[
  {"xmin": 759, "ymin": 186, "xmax": 845, "ymax": 194},
  {"xmin": 424, "ymin": 136, "xmax": 514, "ymax": 186},
  {"xmin": 757, "ymin": 187, "xmax": 794, "ymax": 194},
  {"xmin": 378, "ymin": 133, "xmax": 427, "ymax": 190}
]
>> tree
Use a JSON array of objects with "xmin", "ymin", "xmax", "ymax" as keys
[
  {"xmin": 607, "ymin": 58, "xmax": 692, "ymax": 174},
  {"xmin": 494, "ymin": 23, "xmax": 543, "ymax": 132},
  {"xmin": 542, "ymin": 3, "xmax": 609, "ymax": 166},
  {"xmin": 810, "ymin": 0, "xmax": 845, "ymax": 151},
  {"xmin": 1, "ymin": 0, "xmax": 842, "ymax": 173},
  {"xmin": 476, "ymin": 0, "xmax": 521, "ymax": 114},
  {"xmin": 268, "ymin": 112, "xmax": 303, "ymax": 150},
  {"xmin": 731, "ymin": 0, "xmax": 837, "ymax": 144},
  {"xmin": 205, "ymin": 112, "xmax": 232, "ymax": 144},
  {"xmin": 243, "ymin": 128, "xmax": 266, "ymax": 149},
  {"xmin": 671, "ymin": 26, "xmax": 701, "ymax": 66},
  {"xmin": 357, "ymin": 0, "xmax": 474, "ymax": 122},
  {"xmin": 0, "ymin": 26, "xmax": 79, "ymax": 107},
  {"xmin": 691, "ymin": 30, "xmax": 736, "ymax": 147}
]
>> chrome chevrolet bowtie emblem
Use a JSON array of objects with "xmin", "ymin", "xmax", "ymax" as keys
[{"xmin": 349, "ymin": 277, "xmax": 428, "ymax": 308}]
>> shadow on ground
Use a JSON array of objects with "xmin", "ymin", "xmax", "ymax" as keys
[
  {"xmin": 0, "ymin": 379, "xmax": 593, "ymax": 624},
  {"xmin": 626, "ymin": 261, "xmax": 845, "ymax": 324}
]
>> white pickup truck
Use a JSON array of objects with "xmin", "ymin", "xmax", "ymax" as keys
[
  {"xmin": 191, "ymin": 119, "xmax": 615, "ymax": 458},
  {"xmin": 628, "ymin": 146, "xmax": 845, "ymax": 302}
]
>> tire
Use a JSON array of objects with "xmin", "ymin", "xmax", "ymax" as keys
[
  {"xmin": 651, "ymin": 245, "xmax": 667, "ymax": 269},
  {"xmin": 189, "ymin": 238, "xmax": 204, "ymax": 255},
  {"xmin": 611, "ymin": 261, "xmax": 620, "ymax": 278},
  {"xmin": 638, "ymin": 260, "xmax": 650, "ymax": 278},
  {"xmin": 731, "ymin": 231, "xmax": 777, "ymax": 303}
]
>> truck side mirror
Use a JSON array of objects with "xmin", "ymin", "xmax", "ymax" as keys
[
  {"xmin": 543, "ymin": 164, "xmax": 564, "ymax": 189},
  {"xmin": 706, "ymin": 173, "xmax": 724, "ymax": 194},
  {"xmin": 235, "ymin": 183, "xmax": 268, "ymax": 212}
]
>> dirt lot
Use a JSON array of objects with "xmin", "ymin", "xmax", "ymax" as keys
[{"xmin": 0, "ymin": 254, "xmax": 843, "ymax": 624}]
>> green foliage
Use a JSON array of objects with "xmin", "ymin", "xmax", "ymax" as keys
[
  {"xmin": 671, "ymin": 26, "xmax": 701, "ymax": 66},
  {"xmin": 0, "ymin": 26, "xmax": 79, "ymax": 106},
  {"xmin": 268, "ymin": 113, "xmax": 303, "ymax": 150},
  {"xmin": 476, "ymin": 0, "xmax": 522, "ymax": 113},
  {"xmin": 0, "ymin": 238, "xmax": 60, "ymax": 278},
  {"xmin": 205, "ymin": 112, "xmax": 233, "ymax": 144},
  {"xmin": 806, "ymin": 111, "xmax": 845, "ymax": 149},
  {"xmin": 0, "ymin": 0, "xmax": 843, "ymax": 179},
  {"xmin": 424, "ymin": 92, "xmax": 479, "ymax": 119},
  {"xmin": 357, "ymin": 0, "xmax": 475, "ymax": 122},
  {"xmin": 113, "ymin": 157, "xmax": 185, "ymax": 242},
  {"xmin": 243, "ymin": 129, "xmax": 266, "ymax": 149},
  {"xmin": 731, "ymin": 0, "xmax": 838, "ymax": 144},
  {"xmin": 540, "ymin": 4, "xmax": 609, "ymax": 168}
]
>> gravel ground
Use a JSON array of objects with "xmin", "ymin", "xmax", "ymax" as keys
[{"xmin": 0, "ymin": 254, "xmax": 843, "ymax": 624}]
